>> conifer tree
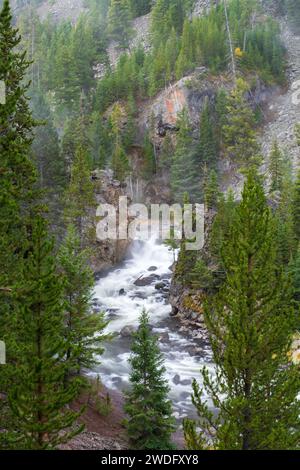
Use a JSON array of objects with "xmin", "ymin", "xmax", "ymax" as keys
[
  {"xmin": 171, "ymin": 109, "xmax": 199, "ymax": 202},
  {"xmin": 222, "ymin": 79, "xmax": 260, "ymax": 168},
  {"xmin": 110, "ymin": 103, "xmax": 130, "ymax": 181},
  {"xmin": 0, "ymin": 0, "xmax": 37, "ymax": 286},
  {"xmin": 7, "ymin": 216, "xmax": 83, "ymax": 449},
  {"xmin": 184, "ymin": 171, "xmax": 300, "ymax": 450},
  {"xmin": 64, "ymin": 145, "xmax": 96, "ymax": 247},
  {"xmin": 295, "ymin": 123, "xmax": 300, "ymax": 146},
  {"xmin": 203, "ymin": 168, "xmax": 219, "ymax": 210},
  {"xmin": 108, "ymin": 0, "xmax": 132, "ymax": 48},
  {"xmin": 198, "ymin": 100, "xmax": 217, "ymax": 168},
  {"xmin": 293, "ymin": 169, "xmax": 300, "ymax": 241},
  {"xmin": 175, "ymin": 18, "xmax": 194, "ymax": 79},
  {"xmin": 124, "ymin": 310, "xmax": 175, "ymax": 450},
  {"xmin": 58, "ymin": 225, "xmax": 110, "ymax": 382},
  {"xmin": 268, "ymin": 139, "xmax": 284, "ymax": 193}
]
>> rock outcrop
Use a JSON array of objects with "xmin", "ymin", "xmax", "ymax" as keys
[{"xmin": 261, "ymin": 19, "xmax": 300, "ymax": 176}]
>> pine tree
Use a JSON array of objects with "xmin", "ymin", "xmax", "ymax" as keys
[
  {"xmin": 170, "ymin": 109, "xmax": 199, "ymax": 202},
  {"xmin": 58, "ymin": 225, "xmax": 110, "ymax": 382},
  {"xmin": 142, "ymin": 133, "xmax": 156, "ymax": 178},
  {"xmin": 293, "ymin": 169, "xmax": 300, "ymax": 241},
  {"xmin": 124, "ymin": 310, "xmax": 175, "ymax": 450},
  {"xmin": 64, "ymin": 145, "xmax": 96, "ymax": 247},
  {"xmin": 7, "ymin": 216, "xmax": 84, "ymax": 449},
  {"xmin": 110, "ymin": 103, "xmax": 130, "ymax": 181},
  {"xmin": 268, "ymin": 139, "xmax": 284, "ymax": 193},
  {"xmin": 222, "ymin": 79, "xmax": 261, "ymax": 168},
  {"xmin": 184, "ymin": 171, "xmax": 300, "ymax": 450},
  {"xmin": 289, "ymin": 242, "xmax": 300, "ymax": 302},
  {"xmin": 129, "ymin": 0, "xmax": 152, "ymax": 18},
  {"xmin": 175, "ymin": 18, "xmax": 194, "ymax": 79},
  {"xmin": 108, "ymin": 0, "xmax": 132, "ymax": 48},
  {"xmin": 295, "ymin": 123, "xmax": 300, "ymax": 146},
  {"xmin": 0, "ymin": 0, "xmax": 37, "ymax": 285},
  {"xmin": 203, "ymin": 168, "xmax": 219, "ymax": 210},
  {"xmin": 198, "ymin": 100, "xmax": 217, "ymax": 168}
]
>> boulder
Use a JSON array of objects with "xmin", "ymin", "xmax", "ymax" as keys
[
  {"xmin": 120, "ymin": 325, "xmax": 136, "ymax": 338},
  {"xmin": 134, "ymin": 274, "xmax": 159, "ymax": 286}
]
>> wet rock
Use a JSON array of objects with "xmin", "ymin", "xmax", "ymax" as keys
[
  {"xmin": 148, "ymin": 266, "xmax": 158, "ymax": 272},
  {"xmin": 120, "ymin": 325, "xmax": 136, "ymax": 338},
  {"xmin": 130, "ymin": 291, "xmax": 148, "ymax": 300},
  {"xmin": 170, "ymin": 306, "xmax": 179, "ymax": 317},
  {"xmin": 173, "ymin": 374, "xmax": 181, "ymax": 385},
  {"xmin": 134, "ymin": 274, "xmax": 160, "ymax": 286},
  {"xmin": 155, "ymin": 281, "xmax": 167, "ymax": 290},
  {"xmin": 111, "ymin": 376, "xmax": 123, "ymax": 387},
  {"xmin": 158, "ymin": 331, "xmax": 170, "ymax": 342}
]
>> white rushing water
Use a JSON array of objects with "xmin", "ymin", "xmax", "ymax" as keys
[{"xmin": 92, "ymin": 237, "xmax": 213, "ymax": 419}]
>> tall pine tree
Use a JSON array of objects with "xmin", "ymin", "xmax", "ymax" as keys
[
  {"xmin": 184, "ymin": 171, "xmax": 300, "ymax": 450},
  {"xmin": 124, "ymin": 310, "xmax": 175, "ymax": 450}
]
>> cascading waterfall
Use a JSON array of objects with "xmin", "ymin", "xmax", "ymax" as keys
[{"xmin": 92, "ymin": 237, "xmax": 213, "ymax": 419}]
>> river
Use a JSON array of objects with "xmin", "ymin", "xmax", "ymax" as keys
[{"xmin": 92, "ymin": 237, "xmax": 214, "ymax": 420}]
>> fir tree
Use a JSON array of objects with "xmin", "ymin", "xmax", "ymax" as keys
[
  {"xmin": 184, "ymin": 171, "xmax": 300, "ymax": 450},
  {"xmin": 58, "ymin": 225, "xmax": 110, "ymax": 382},
  {"xmin": 124, "ymin": 310, "xmax": 175, "ymax": 450},
  {"xmin": 222, "ymin": 79, "xmax": 260, "ymax": 168},
  {"xmin": 198, "ymin": 100, "xmax": 217, "ymax": 168},
  {"xmin": 0, "ymin": 0, "xmax": 37, "ymax": 285},
  {"xmin": 170, "ymin": 109, "xmax": 199, "ymax": 202},
  {"xmin": 268, "ymin": 139, "xmax": 284, "ymax": 193},
  {"xmin": 64, "ymin": 144, "xmax": 96, "ymax": 247},
  {"xmin": 108, "ymin": 0, "xmax": 132, "ymax": 48},
  {"xmin": 7, "ymin": 216, "xmax": 84, "ymax": 449},
  {"xmin": 203, "ymin": 168, "xmax": 219, "ymax": 211},
  {"xmin": 293, "ymin": 169, "xmax": 300, "ymax": 241}
]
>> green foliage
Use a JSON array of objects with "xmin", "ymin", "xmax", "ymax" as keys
[
  {"xmin": 293, "ymin": 169, "xmax": 300, "ymax": 241},
  {"xmin": 64, "ymin": 145, "xmax": 96, "ymax": 246},
  {"xmin": 124, "ymin": 310, "xmax": 175, "ymax": 450},
  {"xmin": 58, "ymin": 225, "xmax": 111, "ymax": 379},
  {"xmin": 108, "ymin": 0, "xmax": 132, "ymax": 48},
  {"xmin": 129, "ymin": 0, "xmax": 152, "ymax": 18},
  {"xmin": 222, "ymin": 79, "xmax": 261, "ymax": 168},
  {"xmin": 6, "ymin": 217, "xmax": 84, "ymax": 449},
  {"xmin": 198, "ymin": 100, "xmax": 218, "ymax": 168},
  {"xmin": 184, "ymin": 172, "xmax": 300, "ymax": 450},
  {"xmin": 170, "ymin": 109, "xmax": 200, "ymax": 203},
  {"xmin": 268, "ymin": 140, "xmax": 284, "ymax": 193},
  {"xmin": 203, "ymin": 168, "xmax": 220, "ymax": 210}
]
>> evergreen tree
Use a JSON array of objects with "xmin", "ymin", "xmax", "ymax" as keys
[
  {"xmin": 124, "ymin": 310, "xmax": 175, "ymax": 450},
  {"xmin": 295, "ymin": 123, "xmax": 300, "ymax": 146},
  {"xmin": 203, "ymin": 168, "xmax": 219, "ymax": 210},
  {"xmin": 0, "ymin": 0, "xmax": 37, "ymax": 285},
  {"xmin": 293, "ymin": 169, "xmax": 300, "ymax": 241},
  {"xmin": 110, "ymin": 103, "xmax": 130, "ymax": 181},
  {"xmin": 170, "ymin": 109, "xmax": 199, "ymax": 202},
  {"xmin": 198, "ymin": 100, "xmax": 217, "ymax": 168},
  {"xmin": 64, "ymin": 145, "xmax": 96, "ymax": 247},
  {"xmin": 7, "ymin": 216, "xmax": 83, "ymax": 449},
  {"xmin": 30, "ymin": 90, "xmax": 66, "ymax": 193},
  {"xmin": 129, "ymin": 0, "xmax": 152, "ymax": 18},
  {"xmin": 58, "ymin": 225, "xmax": 110, "ymax": 382},
  {"xmin": 222, "ymin": 79, "xmax": 260, "ymax": 168},
  {"xmin": 184, "ymin": 172, "xmax": 300, "ymax": 450},
  {"xmin": 142, "ymin": 133, "xmax": 156, "ymax": 178},
  {"xmin": 268, "ymin": 139, "xmax": 284, "ymax": 193},
  {"xmin": 108, "ymin": 0, "xmax": 132, "ymax": 48},
  {"xmin": 175, "ymin": 18, "xmax": 194, "ymax": 79}
]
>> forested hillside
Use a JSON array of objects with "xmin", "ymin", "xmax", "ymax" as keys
[{"xmin": 0, "ymin": 0, "xmax": 300, "ymax": 452}]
